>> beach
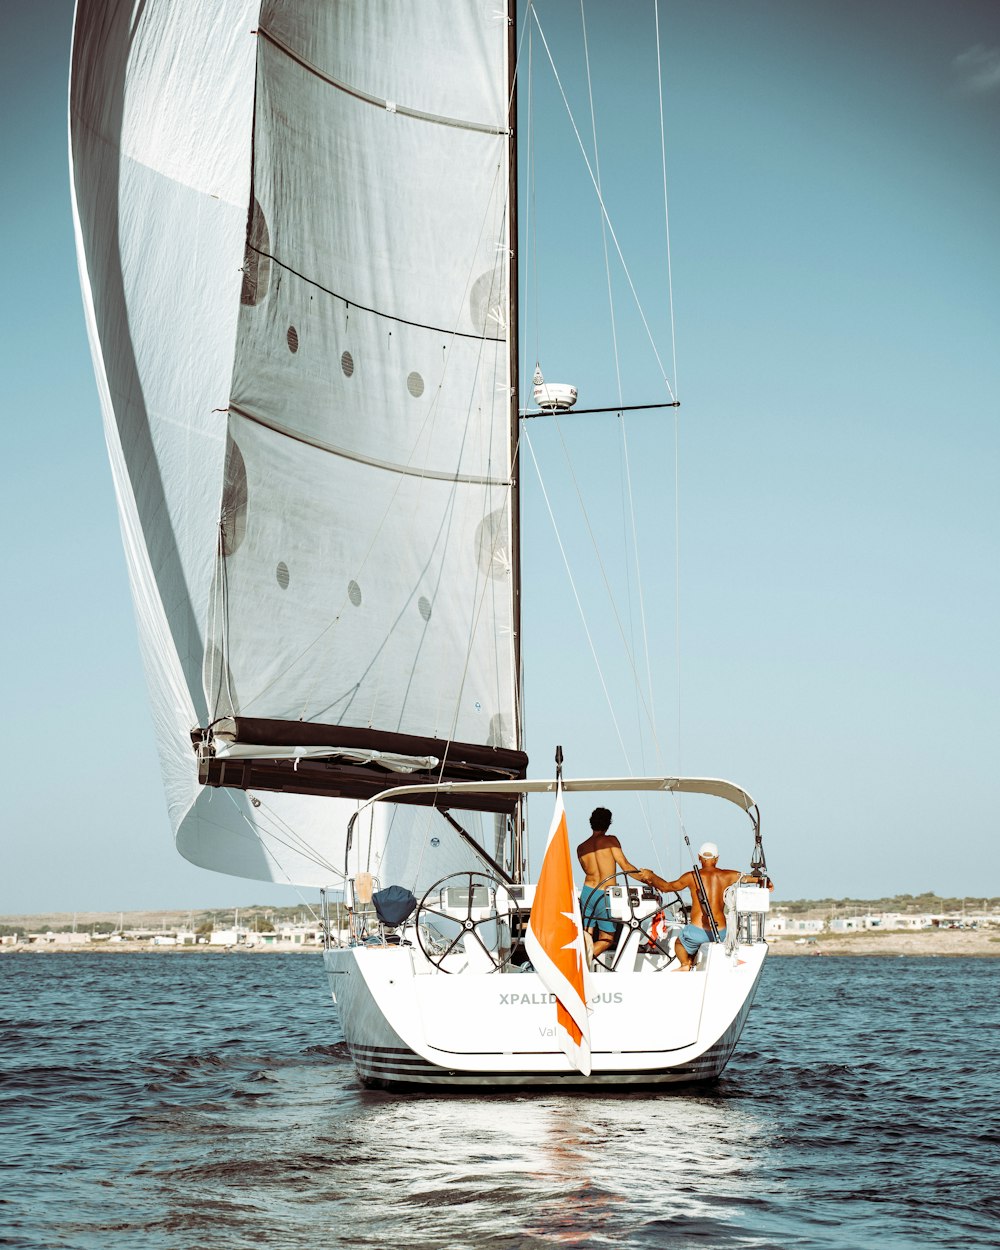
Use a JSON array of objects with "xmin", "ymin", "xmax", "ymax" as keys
[{"xmin": 767, "ymin": 928, "xmax": 999, "ymax": 957}]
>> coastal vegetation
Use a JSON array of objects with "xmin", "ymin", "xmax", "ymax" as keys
[{"xmin": 777, "ymin": 892, "xmax": 998, "ymax": 918}]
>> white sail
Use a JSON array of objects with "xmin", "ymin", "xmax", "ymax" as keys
[{"xmin": 70, "ymin": 0, "xmax": 520, "ymax": 887}]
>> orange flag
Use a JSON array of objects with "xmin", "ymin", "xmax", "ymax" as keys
[{"xmin": 525, "ymin": 781, "xmax": 592, "ymax": 1075}]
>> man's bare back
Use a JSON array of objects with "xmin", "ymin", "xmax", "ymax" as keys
[
  {"xmin": 576, "ymin": 832, "xmax": 647, "ymax": 887},
  {"xmin": 575, "ymin": 807, "xmax": 651, "ymax": 961},
  {"xmin": 649, "ymin": 844, "xmax": 774, "ymax": 969},
  {"xmin": 655, "ymin": 864, "xmax": 742, "ymax": 931}
]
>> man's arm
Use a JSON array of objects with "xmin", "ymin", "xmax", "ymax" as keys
[
  {"xmin": 646, "ymin": 870, "xmax": 692, "ymax": 894},
  {"xmin": 610, "ymin": 840, "xmax": 652, "ymax": 883},
  {"xmin": 736, "ymin": 869, "xmax": 775, "ymax": 891}
]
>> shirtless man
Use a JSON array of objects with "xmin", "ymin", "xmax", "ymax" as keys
[
  {"xmin": 647, "ymin": 843, "xmax": 773, "ymax": 970},
  {"xmin": 576, "ymin": 808, "xmax": 652, "ymax": 960}
]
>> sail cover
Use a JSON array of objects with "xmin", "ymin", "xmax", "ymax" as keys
[{"xmin": 70, "ymin": 0, "xmax": 521, "ymax": 885}]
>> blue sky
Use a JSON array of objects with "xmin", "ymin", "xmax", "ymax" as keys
[{"xmin": 2, "ymin": 1, "xmax": 998, "ymax": 913}]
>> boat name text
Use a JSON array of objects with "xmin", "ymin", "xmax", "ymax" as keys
[{"xmin": 498, "ymin": 991, "xmax": 623, "ymax": 1006}]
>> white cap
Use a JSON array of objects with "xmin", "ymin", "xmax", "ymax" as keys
[{"xmin": 698, "ymin": 841, "xmax": 719, "ymax": 859}]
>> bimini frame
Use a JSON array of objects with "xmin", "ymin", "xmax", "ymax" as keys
[{"xmin": 343, "ymin": 774, "xmax": 763, "ymax": 884}]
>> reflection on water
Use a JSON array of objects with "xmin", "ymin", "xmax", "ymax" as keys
[
  {"xmin": 2, "ymin": 953, "xmax": 997, "ymax": 1250},
  {"xmin": 210, "ymin": 1075, "xmax": 772, "ymax": 1249}
]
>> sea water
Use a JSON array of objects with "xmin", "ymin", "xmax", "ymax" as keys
[{"xmin": 1, "ymin": 952, "xmax": 996, "ymax": 1249}]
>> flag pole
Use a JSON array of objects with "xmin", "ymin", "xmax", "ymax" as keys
[{"xmin": 524, "ymin": 744, "xmax": 592, "ymax": 1076}]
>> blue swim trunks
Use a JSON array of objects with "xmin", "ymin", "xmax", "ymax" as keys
[
  {"xmin": 679, "ymin": 924, "xmax": 727, "ymax": 954},
  {"xmin": 580, "ymin": 886, "xmax": 615, "ymax": 935}
]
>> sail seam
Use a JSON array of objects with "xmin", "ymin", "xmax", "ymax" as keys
[
  {"xmin": 228, "ymin": 403, "xmax": 510, "ymax": 486},
  {"xmin": 245, "ymin": 244, "xmax": 503, "ymax": 344},
  {"xmin": 257, "ymin": 27, "xmax": 509, "ymax": 136}
]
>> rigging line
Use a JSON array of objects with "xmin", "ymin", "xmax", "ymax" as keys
[
  {"xmin": 248, "ymin": 793, "xmax": 347, "ymax": 877},
  {"xmin": 524, "ymin": 426, "xmax": 663, "ymax": 866},
  {"xmin": 207, "ymin": 531, "xmax": 223, "ymax": 716},
  {"xmin": 433, "ymin": 197, "xmax": 515, "ymax": 758},
  {"xmin": 213, "ymin": 521, "xmax": 239, "ymax": 723},
  {"xmin": 654, "ymin": 0, "xmax": 680, "ymax": 396},
  {"xmin": 228, "ymin": 403, "xmax": 508, "ymax": 487},
  {"xmin": 376, "ymin": 800, "xmax": 435, "ymax": 882},
  {"xmin": 432, "ymin": 208, "xmax": 514, "ymax": 759},
  {"xmin": 477, "ymin": 335, "xmax": 514, "ymax": 750},
  {"xmin": 530, "ymin": 9, "xmax": 676, "ymax": 403},
  {"xmin": 579, "ymin": 2, "xmax": 648, "ymax": 780},
  {"xmin": 675, "ymin": 404, "xmax": 682, "ymax": 778},
  {"xmin": 620, "ymin": 408, "xmax": 664, "ymax": 775},
  {"xmin": 240, "ymin": 799, "xmax": 343, "ymax": 878},
  {"xmin": 527, "ymin": 19, "xmax": 535, "ymax": 370},
  {"xmin": 550, "ymin": 412, "xmax": 662, "ymax": 756},
  {"xmin": 236, "ymin": 186, "xmax": 510, "ymax": 716},
  {"xmin": 300, "ymin": 395, "xmax": 502, "ymax": 727},
  {"xmin": 421, "ymin": 411, "xmax": 505, "ymax": 786},
  {"xmin": 296, "ymin": 60, "xmax": 520, "ymax": 728},
  {"xmin": 522, "ymin": 430, "xmax": 630, "ymax": 776},
  {"xmin": 365, "ymin": 803, "xmax": 377, "ymax": 875},
  {"xmin": 256, "ymin": 26, "xmax": 508, "ymax": 135},
  {"xmin": 652, "ymin": 1, "xmax": 684, "ymax": 795},
  {"xmin": 297, "ymin": 315, "xmax": 506, "ymax": 719},
  {"xmin": 334, "ymin": 175, "xmax": 511, "ymax": 739},
  {"xmin": 220, "ymin": 535, "xmax": 236, "ymax": 716},
  {"xmin": 410, "ymin": 810, "xmax": 435, "ymax": 893},
  {"xmin": 220, "ymin": 788, "xmax": 342, "ymax": 881},
  {"xmin": 251, "ymin": 14, "xmax": 530, "ymax": 723},
  {"xmin": 548, "ymin": 411, "xmax": 665, "ymax": 864},
  {"xmin": 527, "ymin": 21, "xmax": 539, "ymax": 376},
  {"xmin": 428, "ymin": 142, "xmax": 516, "ymax": 757},
  {"xmin": 440, "ymin": 424, "xmax": 519, "ymax": 764},
  {"xmin": 580, "ymin": 0, "xmax": 624, "ymax": 415},
  {"xmin": 375, "ymin": 806, "xmax": 489, "ymax": 898},
  {"xmin": 244, "ymin": 243, "xmax": 502, "ymax": 344}
]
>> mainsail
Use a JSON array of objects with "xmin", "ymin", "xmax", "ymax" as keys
[{"xmin": 70, "ymin": 0, "xmax": 523, "ymax": 886}]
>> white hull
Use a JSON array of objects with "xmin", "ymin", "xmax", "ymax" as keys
[{"xmin": 323, "ymin": 941, "xmax": 767, "ymax": 1089}]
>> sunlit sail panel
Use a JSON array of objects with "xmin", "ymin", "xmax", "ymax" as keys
[
  {"xmin": 70, "ymin": 0, "xmax": 260, "ymax": 732},
  {"xmin": 211, "ymin": 2, "xmax": 521, "ymax": 780},
  {"xmin": 71, "ymin": 0, "xmax": 474, "ymax": 882},
  {"xmin": 69, "ymin": 0, "xmax": 290, "ymax": 880},
  {"xmin": 212, "ymin": 413, "xmax": 515, "ymax": 742}
]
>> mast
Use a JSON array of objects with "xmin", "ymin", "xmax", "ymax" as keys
[{"xmin": 507, "ymin": 0, "xmax": 525, "ymax": 883}]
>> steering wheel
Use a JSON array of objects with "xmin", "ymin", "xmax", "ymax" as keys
[
  {"xmin": 583, "ymin": 872, "xmax": 687, "ymax": 971},
  {"xmin": 415, "ymin": 871, "xmax": 513, "ymax": 974}
]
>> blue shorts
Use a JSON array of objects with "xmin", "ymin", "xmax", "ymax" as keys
[
  {"xmin": 679, "ymin": 924, "xmax": 726, "ymax": 954},
  {"xmin": 580, "ymin": 886, "xmax": 615, "ymax": 935}
]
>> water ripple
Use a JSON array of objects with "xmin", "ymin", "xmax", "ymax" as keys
[{"xmin": 1, "ymin": 953, "xmax": 997, "ymax": 1249}]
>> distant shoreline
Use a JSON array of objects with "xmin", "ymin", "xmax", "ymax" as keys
[
  {"xmin": 4, "ymin": 929, "xmax": 998, "ymax": 957},
  {"xmin": 0, "ymin": 943, "xmax": 317, "ymax": 954},
  {"xmin": 767, "ymin": 928, "xmax": 999, "ymax": 958}
]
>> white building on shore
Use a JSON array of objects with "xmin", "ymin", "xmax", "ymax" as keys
[{"xmin": 766, "ymin": 916, "xmax": 824, "ymax": 936}]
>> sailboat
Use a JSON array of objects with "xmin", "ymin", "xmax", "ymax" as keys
[{"xmin": 70, "ymin": 0, "xmax": 772, "ymax": 1088}]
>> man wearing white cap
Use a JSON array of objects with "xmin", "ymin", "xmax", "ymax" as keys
[{"xmin": 647, "ymin": 844, "xmax": 772, "ymax": 970}]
